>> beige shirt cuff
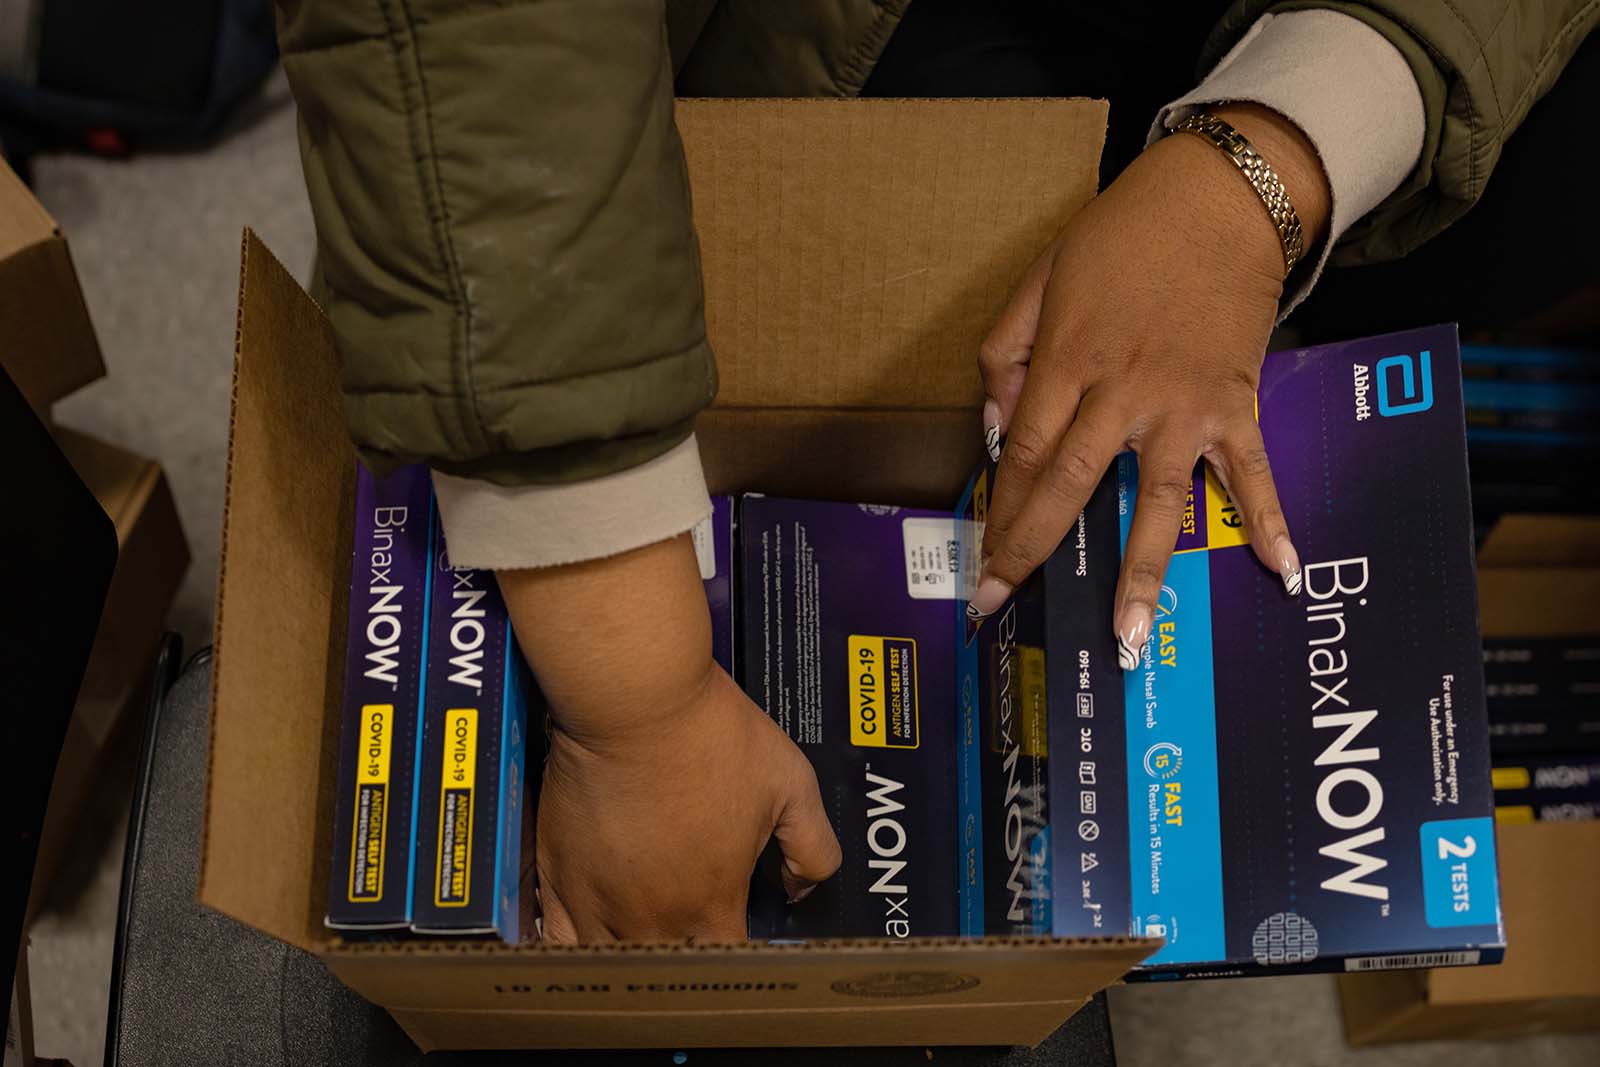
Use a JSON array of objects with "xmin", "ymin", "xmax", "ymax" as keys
[
  {"xmin": 1150, "ymin": 9, "xmax": 1426, "ymax": 317},
  {"xmin": 431, "ymin": 435, "xmax": 712, "ymax": 570}
]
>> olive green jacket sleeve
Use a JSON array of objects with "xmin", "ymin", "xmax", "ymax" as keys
[
  {"xmin": 275, "ymin": 0, "xmax": 715, "ymax": 486},
  {"xmin": 1211, "ymin": 0, "xmax": 1598, "ymax": 265}
]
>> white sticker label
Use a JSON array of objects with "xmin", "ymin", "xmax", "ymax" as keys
[
  {"xmin": 1344, "ymin": 951, "xmax": 1481, "ymax": 971},
  {"xmin": 691, "ymin": 513, "xmax": 717, "ymax": 580},
  {"xmin": 902, "ymin": 517, "xmax": 964, "ymax": 599}
]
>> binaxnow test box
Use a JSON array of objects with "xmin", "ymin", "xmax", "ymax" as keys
[
  {"xmin": 740, "ymin": 326, "xmax": 1502, "ymax": 977},
  {"xmin": 738, "ymin": 496, "xmax": 961, "ymax": 939},
  {"xmin": 952, "ymin": 481, "xmax": 1108, "ymax": 939},
  {"xmin": 970, "ymin": 323, "xmax": 1505, "ymax": 977},
  {"xmin": 409, "ymin": 512, "xmax": 531, "ymax": 940},
  {"xmin": 327, "ymin": 464, "xmax": 435, "ymax": 930}
]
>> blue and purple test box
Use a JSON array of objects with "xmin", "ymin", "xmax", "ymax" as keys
[
  {"xmin": 737, "ymin": 325, "xmax": 1503, "ymax": 979},
  {"xmin": 737, "ymin": 497, "xmax": 962, "ymax": 939},
  {"xmin": 327, "ymin": 465, "xmax": 435, "ymax": 930},
  {"xmin": 411, "ymin": 521, "xmax": 531, "ymax": 940},
  {"xmin": 957, "ymin": 323, "xmax": 1505, "ymax": 976}
]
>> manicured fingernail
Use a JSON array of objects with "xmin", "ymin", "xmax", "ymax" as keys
[
  {"xmin": 982, "ymin": 398, "xmax": 1002, "ymax": 462},
  {"xmin": 1276, "ymin": 536, "xmax": 1303, "ymax": 597},
  {"xmin": 966, "ymin": 574, "xmax": 1013, "ymax": 620},
  {"xmin": 788, "ymin": 883, "xmax": 818, "ymax": 905},
  {"xmin": 1116, "ymin": 603, "xmax": 1152, "ymax": 671}
]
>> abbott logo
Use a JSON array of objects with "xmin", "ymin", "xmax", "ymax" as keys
[{"xmin": 1375, "ymin": 351, "xmax": 1433, "ymax": 416}]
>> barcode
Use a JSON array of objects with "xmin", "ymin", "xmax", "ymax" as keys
[{"xmin": 1344, "ymin": 951, "xmax": 1481, "ymax": 972}]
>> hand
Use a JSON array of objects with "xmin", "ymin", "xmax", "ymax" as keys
[
  {"xmin": 498, "ymin": 534, "xmax": 841, "ymax": 941},
  {"xmin": 534, "ymin": 663, "xmax": 838, "ymax": 941},
  {"xmin": 971, "ymin": 104, "xmax": 1332, "ymax": 668}
]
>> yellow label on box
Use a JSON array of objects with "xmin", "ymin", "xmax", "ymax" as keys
[
  {"xmin": 1491, "ymin": 766, "xmax": 1530, "ymax": 791},
  {"xmin": 848, "ymin": 635, "xmax": 919, "ymax": 749},
  {"xmin": 360, "ymin": 704, "xmax": 394, "ymax": 785},
  {"xmin": 1019, "ymin": 645, "xmax": 1048, "ymax": 758},
  {"xmin": 436, "ymin": 708, "xmax": 478, "ymax": 907},
  {"xmin": 348, "ymin": 703, "xmax": 394, "ymax": 902},
  {"xmin": 989, "ymin": 644, "xmax": 1048, "ymax": 756},
  {"xmin": 1204, "ymin": 466, "xmax": 1249, "ymax": 550},
  {"xmin": 1494, "ymin": 805, "xmax": 1535, "ymax": 824}
]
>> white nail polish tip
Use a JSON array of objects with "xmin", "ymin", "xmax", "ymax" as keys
[
  {"xmin": 1282, "ymin": 566, "xmax": 1303, "ymax": 597},
  {"xmin": 984, "ymin": 422, "xmax": 1002, "ymax": 462},
  {"xmin": 1117, "ymin": 637, "xmax": 1140, "ymax": 671}
]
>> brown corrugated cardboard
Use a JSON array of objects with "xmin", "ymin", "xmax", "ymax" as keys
[
  {"xmin": 390, "ymin": 998, "xmax": 1089, "ymax": 1051},
  {"xmin": 201, "ymin": 97, "xmax": 1162, "ymax": 1051},
  {"xmin": 680, "ymin": 99, "xmax": 1105, "ymax": 412},
  {"xmin": 27, "ymin": 429, "xmax": 190, "ymax": 918},
  {"xmin": 1339, "ymin": 514, "xmax": 1600, "ymax": 1044},
  {"xmin": 0, "ymin": 157, "xmax": 105, "ymax": 412},
  {"xmin": 685, "ymin": 99, "xmax": 1107, "ymax": 504},
  {"xmin": 1340, "ymin": 821, "xmax": 1600, "ymax": 1043},
  {"xmin": 697, "ymin": 408, "xmax": 978, "ymax": 508}
]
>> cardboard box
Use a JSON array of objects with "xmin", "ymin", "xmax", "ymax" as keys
[
  {"xmin": 1339, "ymin": 821, "xmax": 1600, "ymax": 1043},
  {"xmin": 1339, "ymin": 514, "xmax": 1600, "ymax": 1042},
  {"xmin": 199, "ymin": 98, "xmax": 1170, "ymax": 1051},
  {"xmin": 0, "ymin": 157, "xmax": 106, "ymax": 413}
]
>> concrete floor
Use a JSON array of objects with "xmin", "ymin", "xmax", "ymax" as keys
[{"xmin": 22, "ymin": 70, "xmax": 1600, "ymax": 1067}]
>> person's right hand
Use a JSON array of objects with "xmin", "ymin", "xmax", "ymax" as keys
[
  {"xmin": 497, "ymin": 532, "xmax": 841, "ymax": 942},
  {"xmin": 535, "ymin": 663, "xmax": 838, "ymax": 941}
]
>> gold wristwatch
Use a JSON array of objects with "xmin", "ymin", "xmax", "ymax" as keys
[{"xmin": 1172, "ymin": 111, "xmax": 1305, "ymax": 278}]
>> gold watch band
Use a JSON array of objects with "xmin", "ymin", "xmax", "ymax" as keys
[{"xmin": 1172, "ymin": 111, "xmax": 1306, "ymax": 278}]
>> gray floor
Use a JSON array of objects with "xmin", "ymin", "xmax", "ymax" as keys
[{"xmin": 22, "ymin": 71, "xmax": 1600, "ymax": 1067}]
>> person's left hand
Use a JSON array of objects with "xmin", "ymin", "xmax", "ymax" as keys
[{"xmin": 970, "ymin": 104, "xmax": 1332, "ymax": 669}]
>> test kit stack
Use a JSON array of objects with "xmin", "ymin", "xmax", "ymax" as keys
[
  {"xmin": 724, "ymin": 325, "xmax": 1505, "ymax": 980},
  {"xmin": 325, "ymin": 465, "xmax": 530, "ymax": 941},
  {"xmin": 1483, "ymin": 632, "xmax": 1600, "ymax": 824}
]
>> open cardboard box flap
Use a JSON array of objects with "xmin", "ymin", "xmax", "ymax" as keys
[
  {"xmin": 1340, "ymin": 822, "xmax": 1600, "ymax": 1044},
  {"xmin": 1340, "ymin": 514, "xmax": 1600, "ymax": 1045},
  {"xmin": 203, "ymin": 98, "xmax": 1156, "ymax": 1049},
  {"xmin": 686, "ymin": 97, "xmax": 1107, "ymax": 504},
  {"xmin": 0, "ymin": 157, "xmax": 107, "ymax": 411}
]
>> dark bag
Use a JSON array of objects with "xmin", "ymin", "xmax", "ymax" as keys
[{"xmin": 0, "ymin": 0, "xmax": 276, "ymax": 177}]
